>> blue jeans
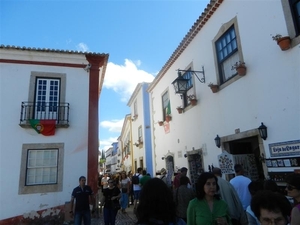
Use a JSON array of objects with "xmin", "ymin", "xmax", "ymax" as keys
[
  {"xmin": 120, "ymin": 193, "xmax": 128, "ymax": 210},
  {"xmin": 74, "ymin": 209, "xmax": 91, "ymax": 225},
  {"xmin": 103, "ymin": 208, "xmax": 118, "ymax": 225}
]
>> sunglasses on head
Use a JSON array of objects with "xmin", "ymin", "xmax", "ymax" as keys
[{"xmin": 286, "ymin": 185, "xmax": 297, "ymax": 191}]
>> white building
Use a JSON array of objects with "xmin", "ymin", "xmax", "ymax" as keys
[
  {"xmin": 148, "ymin": 0, "xmax": 300, "ymax": 188},
  {"xmin": 127, "ymin": 82, "xmax": 154, "ymax": 175},
  {"xmin": 0, "ymin": 45, "xmax": 108, "ymax": 224}
]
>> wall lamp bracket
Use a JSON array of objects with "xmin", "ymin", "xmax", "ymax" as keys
[{"xmin": 178, "ymin": 66, "xmax": 205, "ymax": 84}]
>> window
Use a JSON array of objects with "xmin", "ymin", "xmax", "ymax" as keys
[
  {"xmin": 162, "ymin": 91, "xmax": 170, "ymax": 121},
  {"xmin": 134, "ymin": 100, "xmax": 138, "ymax": 117},
  {"xmin": 26, "ymin": 149, "xmax": 58, "ymax": 185},
  {"xmin": 19, "ymin": 143, "xmax": 64, "ymax": 194},
  {"xmin": 138, "ymin": 126, "xmax": 143, "ymax": 143},
  {"xmin": 289, "ymin": 0, "xmax": 300, "ymax": 36},
  {"xmin": 281, "ymin": 0, "xmax": 300, "ymax": 45},
  {"xmin": 20, "ymin": 71, "xmax": 69, "ymax": 126},
  {"xmin": 213, "ymin": 17, "xmax": 244, "ymax": 87},
  {"xmin": 215, "ymin": 26, "xmax": 239, "ymax": 84},
  {"xmin": 35, "ymin": 78, "xmax": 60, "ymax": 120},
  {"xmin": 180, "ymin": 69, "xmax": 195, "ymax": 107}
]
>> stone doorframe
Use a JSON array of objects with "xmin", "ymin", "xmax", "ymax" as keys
[{"xmin": 220, "ymin": 128, "xmax": 268, "ymax": 179}]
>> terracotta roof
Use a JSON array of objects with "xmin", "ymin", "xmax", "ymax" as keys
[
  {"xmin": 148, "ymin": 0, "xmax": 223, "ymax": 91},
  {"xmin": 0, "ymin": 44, "xmax": 108, "ymax": 56}
]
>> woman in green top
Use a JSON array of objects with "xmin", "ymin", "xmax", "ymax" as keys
[{"xmin": 187, "ymin": 172, "xmax": 231, "ymax": 225}]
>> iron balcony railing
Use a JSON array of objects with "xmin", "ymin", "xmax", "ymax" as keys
[{"xmin": 20, "ymin": 102, "xmax": 70, "ymax": 127}]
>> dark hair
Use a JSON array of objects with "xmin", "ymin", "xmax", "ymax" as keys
[
  {"xmin": 285, "ymin": 173, "xmax": 300, "ymax": 190},
  {"xmin": 137, "ymin": 167, "xmax": 143, "ymax": 173},
  {"xmin": 180, "ymin": 167, "xmax": 188, "ymax": 172},
  {"xmin": 248, "ymin": 181, "xmax": 263, "ymax": 196},
  {"xmin": 251, "ymin": 190, "xmax": 291, "ymax": 220},
  {"xmin": 136, "ymin": 178, "xmax": 177, "ymax": 224},
  {"xmin": 180, "ymin": 176, "xmax": 189, "ymax": 186},
  {"xmin": 212, "ymin": 167, "xmax": 222, "ymax": 176},
  {"xmin": 142, "ymin": 170, "xmax": 147, "ymax": 176},
  {"xmin": 263, "ymin": 180, "xmax": 279, "ymax": 192},
  {"xmin": 234, "ymin": 164, "xmax": 243, "ymax": 173},
  {"xmin": 196, "ymin": 172, "xmax": 220, "ymax": 200},
  {"xmin": 79, "ymin": 176, "xmax": 86, "ymax": 181}
]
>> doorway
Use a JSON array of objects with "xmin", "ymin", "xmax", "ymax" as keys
[{"xmin": 227, "ymin": 136, "xmax": 265, "ymax": 181}]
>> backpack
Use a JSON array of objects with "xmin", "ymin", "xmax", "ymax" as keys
[{"xmin": 132, "ymin": 174, "xmax": 139, "ymax": 184}]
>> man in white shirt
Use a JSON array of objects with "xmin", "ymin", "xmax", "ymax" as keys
[{"xmin": 230, "ymin": 164, "xmax": 252, "ymax": 210}]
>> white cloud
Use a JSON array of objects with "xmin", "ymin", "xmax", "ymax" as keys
[
  {"xmin": 99, "ymin": 136, "xmax": 119, "ymax": 151},
  {"xmin": 76, "ymin": 42, "xmax": 89, "ymax": 52},
  {"xmin": 104, "ymin": 59, "xmax": 155, "ymax": 102},
  {"xmin": 100, "ymin": 119, "xmax": 124, "ymax": 133}
]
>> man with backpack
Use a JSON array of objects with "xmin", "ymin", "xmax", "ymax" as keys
[{"xmin": 132, "ymin": 167, "xmax": 143, "ymax": 212}]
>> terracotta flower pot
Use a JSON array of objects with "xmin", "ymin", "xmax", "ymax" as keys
[
  {"xmin": 209, "ymin": 85, "xmax": 219, "ymax": 93},
  {"xmin": 277, "ymin": 36, "xmax": 291, "ymax": 51},
  {"xmin": 236, "ymin": 65, "xmax": 247, "ymax": 76},
  {"xmin": 165, "ymin": 115, "xmax": 172, "ymax": 122},
  {"xmin": 190, "ymin": 99, "xmax": 197, "ymax": 106},
  {"xmin": 177, "ymin": 108, "xmax": 183, "ymax": 114}
]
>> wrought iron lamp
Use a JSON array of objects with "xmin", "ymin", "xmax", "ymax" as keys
[
  {"xmin": 214, "ymin": 135, "xmax": 221, "ymax": 148},
  {"xmin": 258, "ymin": 122, "xmax": 267, "ymax": 140},
  {"xmin": 171, "ymin": 66, "xmax": 205, "ymax": 94}
]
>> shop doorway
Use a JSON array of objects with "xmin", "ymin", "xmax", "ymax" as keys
[{"xmin": 227, "ymin": 136, "xmax": 265, "ymax": 181}]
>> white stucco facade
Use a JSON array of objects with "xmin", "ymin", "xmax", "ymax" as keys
[
  {"xmin": 0, "ymin": 47, "xmax": 108, "ymax": 223},
  {"xmin": 148, "ymin": 0, "xmax": 300, "ymax": 184}
]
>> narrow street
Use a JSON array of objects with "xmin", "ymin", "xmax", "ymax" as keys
[{"xmin": 91, "ymin": 205, "xmax": 137, "ymax": 225}]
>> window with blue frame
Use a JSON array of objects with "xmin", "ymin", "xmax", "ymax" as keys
[
  {"xmin": 182, "ymin": 69, "xmax": 193, "ymax": 107},
  {"xmin": 215, "ymin": 26, "xmax": 240, "ymax": 84},
  {"xmin": 290, "ymin": 0, "xmax": 300, "ymax": 35}
]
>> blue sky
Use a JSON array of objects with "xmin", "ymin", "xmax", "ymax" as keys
[{"xmin": 0, "ymin": 0, "xmax": 209, "ymax": 151}]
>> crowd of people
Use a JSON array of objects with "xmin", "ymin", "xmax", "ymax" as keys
[{"xmin": 69, "ymin": 165, "xmax": 300, "ymax": 225}]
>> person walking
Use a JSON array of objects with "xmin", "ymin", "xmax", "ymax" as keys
[
  {"xmin": 101, "ymin": 173, "xmax": 110, "ymax": 192},
  {"xmin": 136, "ymin": 178, "xmax": 186, "ymax": 225},
  {"xmin": 230, "ymin": 164, "xmax": 252, "ymax": 210},
  {"xmin": 285, "ymin": 173, "xmax": 300, "ymax": 225},
  {"xmin": 173, "ymin": 167, "xmax": 191, "ymax": 190},
  {"xmin": 174, "ymin": 176, "xmax": 195, "ymax": 223},
  {"xmin": 212, "ymin": 167, "xmax": 247, "ymax": 225},
  {"xmin": 139, "ymin": 169, "xmax": 151, "ymax": 188},
  {"xmin": 251, "ymin": 190, "xmax": 291, "ymax": 225},
  {"xmin": 133, "ymin": 167, "xmax": 143, "ymax": 212},
  {"xmin": 70, "ymin": 176, "xmax": 94, "ymax": 225},
  {"xmin": 119, "ymin": 171, "xmax": 130, "ymax": 214},
  {"xmin": 102, "ymin": 179, "xmax": 121, "ymax": 225},
  {"xmin": 187, "ymin": 172, "xmax": 231, "ymax": 225}
]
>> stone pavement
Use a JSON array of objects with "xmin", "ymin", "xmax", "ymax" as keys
[{"xmin": 91, "ymin": 205, "xmax": 137, "ymax": 225}]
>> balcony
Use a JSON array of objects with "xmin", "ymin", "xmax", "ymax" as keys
[{"xmin": 19, "ymin": 102, "xmax": 70, "ymax": 128}]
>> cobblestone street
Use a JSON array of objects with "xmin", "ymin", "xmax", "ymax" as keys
[{"xmin": 91, "ymin": 206, "xmax": 137, "ymax": 225}]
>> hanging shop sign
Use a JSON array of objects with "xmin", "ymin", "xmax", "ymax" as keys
[
  {"xmin": 269, "ymin": 140, "xmax": 300, "ymax": 157},
  {"xmin": 217, "ymin": 152, "xmax": 235, "ymax": 174}
]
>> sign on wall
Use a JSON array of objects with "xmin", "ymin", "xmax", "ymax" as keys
[
  {"xmin": 218, "ymin": 152, "xmax": 235, "ymax": 174},
  {"xmin": 269, "ymin": 140, "xmax": 300, "ymax": 157}
]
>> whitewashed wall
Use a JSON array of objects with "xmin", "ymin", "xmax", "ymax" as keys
[
  {"xmin": 150, "ymin": 0, "xmax": 300, "ymax": 176},
  {"xmin": 0, "ymin": 50, "xmax": 91, "ymax": 220}
]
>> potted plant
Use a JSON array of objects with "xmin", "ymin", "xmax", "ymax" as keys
[
  {"xmin": 158, "ymin": 121, "xmax": 164, "ymax": 126},
  {"xmin": 176, "ymin": 106, "xmax": 184, "ymax": 114},
  {"xmin": 187, "ymin": 95, "xmax": 198, "ymax": 106},
  {"xmin": 232, "ymin": 61, "xmax": 246, "ymax": 76},
  {"xmin": 208, "ymin": 83, "xmax": 219, "ymax": 93},
  {"xmin": 272, "ymin": 34, "xmax": 291, "ymax": 51},
  {"xmin": 165, "ymin": 114, "xmax": 172, "ymax": 122}
]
